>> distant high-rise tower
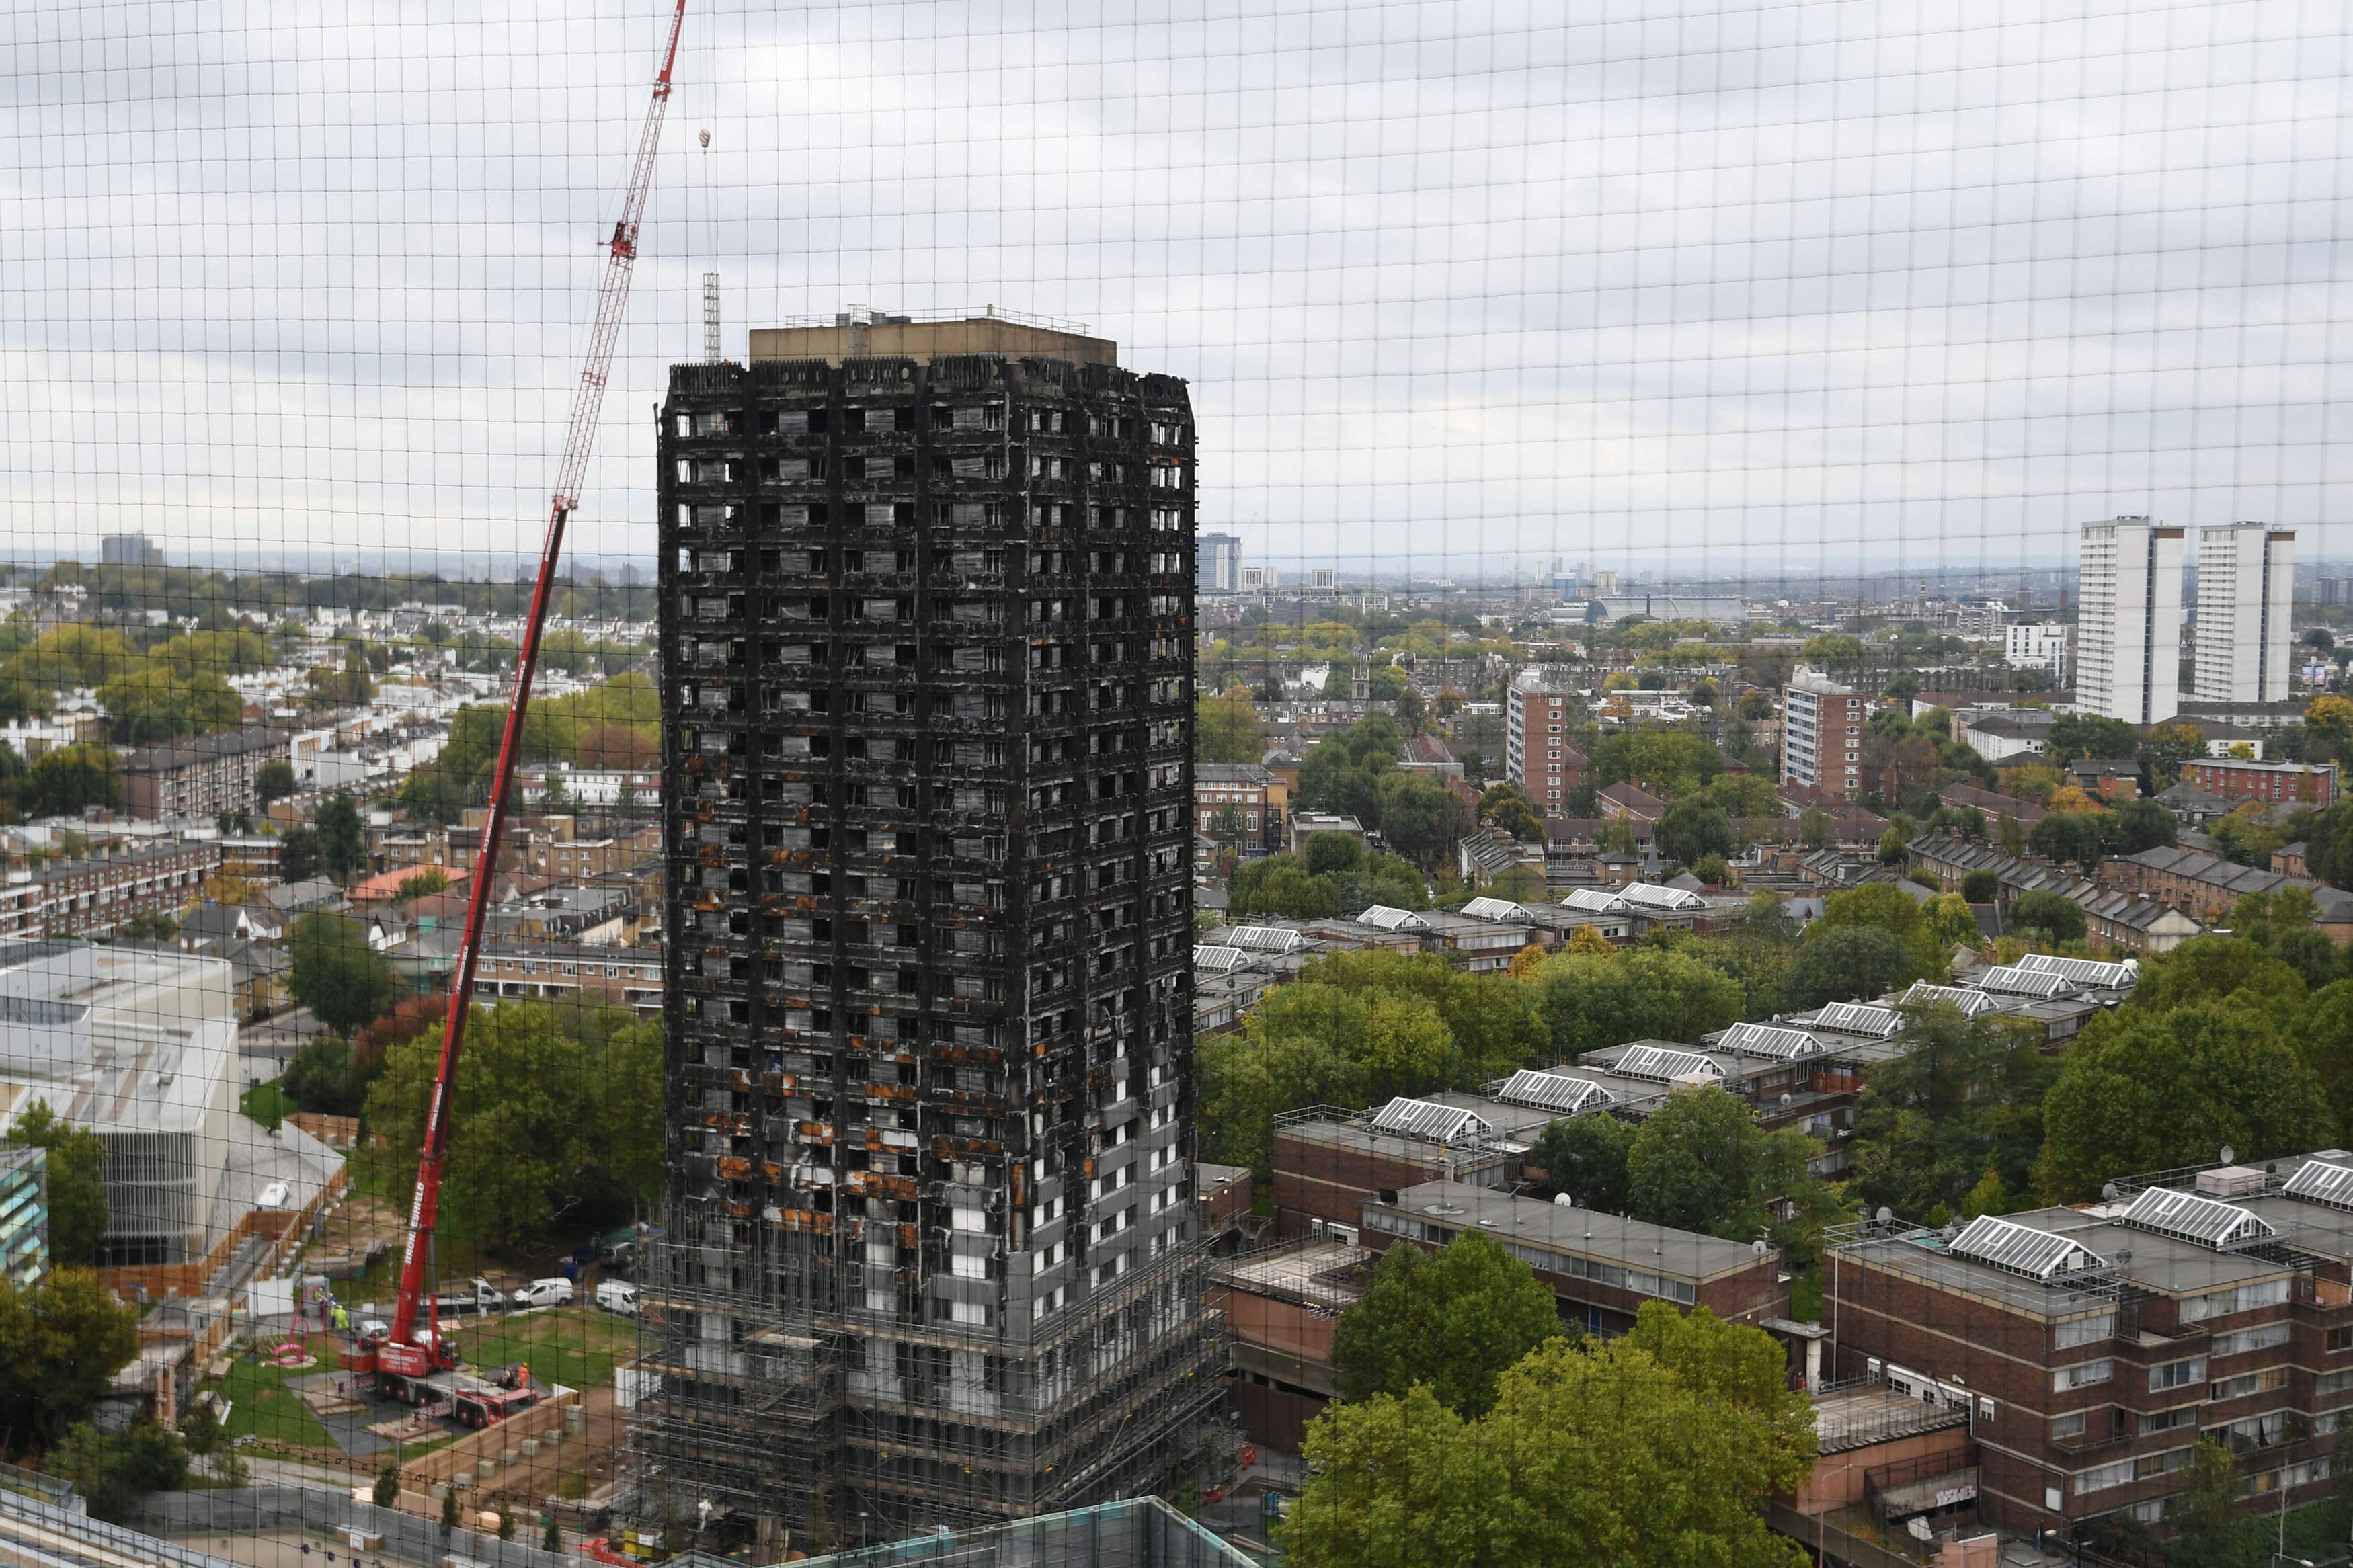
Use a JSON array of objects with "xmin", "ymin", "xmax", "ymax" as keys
[
  {"xmin": 1196, "ymin": 532, "xmax": 1241, "ymax": 594},
  {"xmin": 99, "ymin": 534, "xmax": 161, "ymax": 569},
  {"xmin": 2075, "ymin": 518, "xmax": 2184, "ymax": 724},
  {"xmin": 2194, "ymin": 523, "xmax": 2295, "ymax": 704},
  {"xmin": 641, "ymin": 314, "xmax": 1218, "ymax": 1544}
]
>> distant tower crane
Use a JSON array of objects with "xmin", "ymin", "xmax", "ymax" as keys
[{"xmin": 358, "ymin": 0, "xmax": 689, "ymax": 1388}]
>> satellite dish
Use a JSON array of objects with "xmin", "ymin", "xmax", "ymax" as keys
[
  {"xmin": 1752, "ymin": 1239, "xmax": 1768, "ymax": 1257},
  {"xmin": 1553, "ymin": 1192, "xmax": 1574, "ymax": 1208},
  {"xmin": 1779, "ymin": 1091, "xmax": 1794, "ymax": 1106},
  {"xmin": 1876, "ymin": 1206, "xmax": 1894, "ymax": 1226},
  {"xmin": 2220, "ymin": 1145, "xmax": 2237, "ymax": 1165},
  {"xmin": 2101, "ymin": 1182, "xmax": 2119, "ymax": 1202}
]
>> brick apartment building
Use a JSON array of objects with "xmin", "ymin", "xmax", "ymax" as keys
[
  {"xmin": 475, "ymin": 940, "xmax": 662, "ymax": 1016},
  {"xmin": 0, "ymin": 841, "xmax": 221, "ymax": 940},
  {"xmin": 1505, "ymin": 668, "xmax": 1587, "ymax": 814},
  {"xmin": 118, "ymin": 726, "xmax": 284, "ymax": 821},
  {"xmin": 1194, "ymin": 761, "xmax": 1288, "ymax": 855},
  {"xmin": 1213, "ymin": 1176, "xmax": 1788, "ymax": 1454},
  {"xmin": 1365, "ymin": 1181, "xmax": 1786, "ymax": 1335},
  {"xmin": 1827, "ymin": 1157, "xmax": 2353, "ymax": 1542},
  {"xmin": 2180, "ymin": 756, "xmax": 2338, "ymax": 809}
]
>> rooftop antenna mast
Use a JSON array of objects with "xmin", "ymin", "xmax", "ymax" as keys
[
  {"xmin": 375, "ymin": 0, "xmax": 690, "ymax": 1380},
  {"xmin": 699, "ymin": 128, "xmax": 720, "ymax": 360}
]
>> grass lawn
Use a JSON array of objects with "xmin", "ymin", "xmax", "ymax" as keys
[
  {"xmin": 206, "ymin": 1352, "xmax": 339, "ymax": 1451},
  {"xmin": 239, "ymin": 1079, "xmax": 294, "ymax": 1129},
  {"xmin": 447, "ymin": 1305, "xmax": 635, "ymax": 1390}
]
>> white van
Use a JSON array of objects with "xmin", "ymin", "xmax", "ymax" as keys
[
  {"xmin": 512, "ymin": 1278, "xmax": 574, "ymax": 1307},
  {"xmin": 594, "ymin": 1280, "xmax": 638, "ymax": 1316}
]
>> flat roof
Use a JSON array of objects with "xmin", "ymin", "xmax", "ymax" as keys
[
  {"xmin": 1378, "ymin": 1180, "xmax": 1767, "ymax": 1283},
  {"xmin": 0, "ymin": 944, "xmax": 236, "ymax": 1137},
  {"xmin": 1837, "ymin": 1200, "xmax": 2295, "ymax": 1318},
  {"xmin": 748, "ymin": 315, "xmax": 1118, "ymax": 367},
  {"xmin": 1812, "ymin": 1384, "xmax": 1972, "ymax": 1454},
  {"xmin": 1209, "ymin": 1240, "xmax": 1368, "ymax": 1312}
]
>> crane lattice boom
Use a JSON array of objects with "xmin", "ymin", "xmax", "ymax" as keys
[{"xmin": 380, "ymin": 0, "xmax": 688, "ymax": 1378}]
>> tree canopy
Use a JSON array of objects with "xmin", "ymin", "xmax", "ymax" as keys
[
  {"xmin": 1625, "ymin": 1085, "xmax": 1827, "ymax": 1249},
  {"xmin": 364, "ymin": 1001, "xmax": 664, "ymax": 1249},
  {"xmin": 1847, "ymin": 1003, "xmax": 2055, "ymax": 1221},
  {"xmin": 1328, "ymin": 1231, "xmax": 1564, "ymax": 1417},
  {"xmin": 289, "ymin": 911, "xmax": 396, "ymax": 1036},
  {"xmin": 1530, "ymin": 947, "xmax": 1744, "ymax": 1059},
  {"xmin": 7, "ymin": 1101, "xmax": 108, "ymax": 1266},
  {"xmin": 1286, "ymin": 1304, "xmax": 1814, "ymax": 1568},
  {"xmin": 1529, "ymin": 1113, "xmax": 1633, "ymax": 1213},
  {"xmin": 2038, "ymin": 994, "xmax": 2331, "ymax": 1202},
  {"xmin": 1779, "ymin": 925, "xmax": 1918, "ymax": 1010},
  {"xmin": 0, "ymin": 1270, "xmax": 141, "ymax": 1443}
]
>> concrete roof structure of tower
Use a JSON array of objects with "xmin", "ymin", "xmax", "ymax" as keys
[{"xmin": 748, "ymin": 308, "xmax": 1117, "ymax": 367}]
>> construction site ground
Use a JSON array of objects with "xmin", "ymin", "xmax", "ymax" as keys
[{"xmin": 199, "ymin": 1312, "xmax": 627, "ymax": 1508}]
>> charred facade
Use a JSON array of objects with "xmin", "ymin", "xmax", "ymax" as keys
[{"xmin": 636, "ymin": 326, "xmax": 1219, "ymax": 1542}]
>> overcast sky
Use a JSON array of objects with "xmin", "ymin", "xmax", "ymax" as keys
[{"xmin": 3, "ymin": 0, "xmax": 2350, "ymax": 586}]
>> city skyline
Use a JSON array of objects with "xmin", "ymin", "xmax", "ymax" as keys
[{"xmin": 5, "ymin": 0, "xmax": 2352, "ymax": 572}]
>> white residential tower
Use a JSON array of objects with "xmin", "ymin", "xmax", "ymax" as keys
[
  {"xmin": 2194, "ymin": 523, "xmax": 2295, "ymax": 704},
  {"xmin": 2075, "ymin": 518, "xmax": 2184, "ymax": 725}
]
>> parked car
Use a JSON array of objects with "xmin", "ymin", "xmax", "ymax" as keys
[
  {"xmin": 594, "ymin": 1280, "xmax": 638, "ymax": 1316},
  {"xmin": 512, "ymin": 1278, "xmax": 574, "ymax": 1307}
]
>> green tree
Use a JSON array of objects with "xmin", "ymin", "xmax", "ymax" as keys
[
  {"xmin": 375, "ymin": 1460, "xmax": 401, "ymax": 1508},
  {"xmin": 1304, "ymin": 832, "xmax": 1365, "ymax": 877},
  {"xmin": 2104, "ymin": 796, "xmax": 2178, "ymax": 854},
  {"xmin": 282, "ymin": 1035, "xmax": 364, "ymax": 1116},
  {"xmin": 290, "ymin": 911, "xmax": 396, "ymax": 1036},
  {"xmin": 2007, "ymin": 889, "xmax": 2087, "ymax": 945},
  {"xmin": 277, "ymin": 824, "xmax": 323, "ymax": 884},
  {"xmin": 1960, "ymin": 869, "xmax": 1999, "ymax": 903},
  {"xmin": 543, "ymin": 1514, "xmax": 564, "ymax": 1552},
  {"xmin": 1625, "ymin": 1085, "xmax": 1822, "ymax": 1245},
  {"xmin": 52, "ymin": 1419, "xmax": 188, "ymax": 1523},
  {"xmin": 1287, "ymin": 1305, "xmax": 1813, "ymax": 1568},
  {"xmin": 2047, "ymin": 712, "xmax": 2141, "ymax": 764},
  {"xmin": 1375, "ymin": 770, "xmax": 1466, "ymax": 869},
  {"xmin": 2167, "ymin": 1438, "xmax": 2256, "ymax": 1568},
  {"xmin": 313, "ymin": 791, "xmax": 368, "ymax": 882},
  {"xmin": 1847, "ymin": 1004, "xmax": 2055, "ymax": 1220},
  {"xmin": 1654, "ymin": 797, "xmax": 1734, "ymax": 868},
  {"xmin": 1531, "ymin": 948, "xmax": 1744, "ymax": 1058},
  {"xmin": 1329, "ymin": 1231, "xmax": 1563, "ymax": 1417},
  {"xmin": 2129, "ymin": 935, "xmax": 2306, "ymax": 1022},
  {"xmin": 9, "ymin": 1100, "xmax": 108, "ymax": 1264},
  {"xmin": 2028, "ymin": 809, "xmax": 2105, "ymax": 870},
  {"xmin": 2038, "ymin": 997, "xmax": 2333, "ymax": 1201},
  {"xmin": 0, "ymin": 1270, "xmax": 142, "ymax": 1442},
  {"xmin": 1779, "ymin": 925, "xmax": 1917, "ymax": 1010},
  {"xmin": 2297, "ymin": 981, "xmax": 2353, "ymax": 1145},
  {"xmin": 16, "ymin": 743, "xmax": 120, "ymax": 819},
  {"xmin": 442, "ymin": 1482, "xmax": 460, "ymax": 1535},
  {"xmin": 1529, "ymin": 1114, "xmax": 1632, "ymax": 1212},
  {"xmin": 366, "ymin": 1003, "xmax": 663, "ymax": 1250},
  {"xmin": 1797, "ymin": 805, "xmax": 1836, "ymax": 851},
  {"xmin": 255, "ymin": 759, "xmax": 297, "ymax": 807},
  {"xmin": 1799, "ymin": 633, "xmax": 1864, "ymax": 670},
  {"xmin": 1812, "ymin": 882, "xmax": 1945, "ymax": 974}
]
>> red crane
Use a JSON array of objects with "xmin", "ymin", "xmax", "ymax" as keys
[{"xmin": 364, "ymin": 0, "xmax": 689, "ymax": 1386}]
